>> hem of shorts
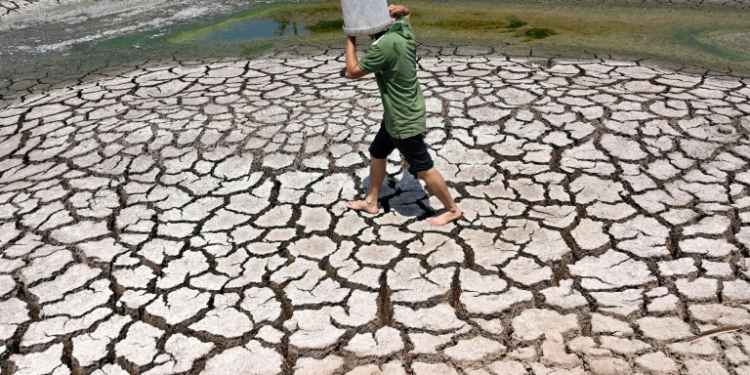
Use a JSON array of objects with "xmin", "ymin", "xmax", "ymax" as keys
[
  {"xmin": 410, "ymin": 163, "xmax": 435, "ymax": 173},
  {"xmin": 386, "ymin": 128, "xmax": 426, "ymax": 140}
]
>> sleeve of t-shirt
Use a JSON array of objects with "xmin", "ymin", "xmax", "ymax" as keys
[{"xmin": 358, "ymin": 43, "xmax": 388, "ymax": 74}]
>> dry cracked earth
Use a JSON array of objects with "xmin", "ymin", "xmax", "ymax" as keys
[{"xmin": 1, "ymin": 42, "xmax": 750, "ymax": 375}]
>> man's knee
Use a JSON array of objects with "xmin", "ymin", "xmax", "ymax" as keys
[
  {"xmin": 416, "ymin": 167, "xmax": 434, "ymax": 179},
  {"xmin": 368, "ymin": 142, "xmax": 392, "ymax": 160}
]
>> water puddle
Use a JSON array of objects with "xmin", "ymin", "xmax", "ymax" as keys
[
  {"xmin": 672, "ymin": 28, "xmax": 750, "ymax": 61},
  {"xmin": 194, "ymin": 19, "xmax": 311, "ymax": 44},
  {"xmin": 164, "ymin": 3, "xmax": 345, "ymax": 45}
]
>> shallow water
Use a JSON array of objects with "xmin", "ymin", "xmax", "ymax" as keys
[
  {"xmin": 194, "ymin": 19, "xmax": 311, "ymax": 44},
  {"xmin": 694, "ymin": 29, "xmax": 750, "ymax": 61}
]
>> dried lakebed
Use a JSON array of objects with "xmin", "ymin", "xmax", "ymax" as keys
[{"xmin": 1, "ymin": 45, "xmax": 750, "ymax": 374}]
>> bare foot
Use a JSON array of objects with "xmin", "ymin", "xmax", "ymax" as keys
[
  {"xmin": 346, "ymin": 200, "xmax": 380, "ymax": 215},
  {"xmin": 426, "ymin": 208, "xmax": 462, "ymax": 226}
]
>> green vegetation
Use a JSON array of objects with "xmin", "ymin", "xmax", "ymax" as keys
[
  {"xmin": 422, "ymin": 19, "xmax": 508, "ymax": 31},
  {"xmin": 524, "ymin": 27, "xmax": 556, "ymax": 39},
  {"xmin": 507, "ymin": 17, "xmax": 528, "ymax": 29},
  {"xmin": 307, "ymin": 20, "xmax": 345, "ymax": 33}
]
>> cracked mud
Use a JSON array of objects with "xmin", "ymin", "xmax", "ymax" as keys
[{"xmin": 1, "ymin": 42, "xmax": 750, "ymax": 375}]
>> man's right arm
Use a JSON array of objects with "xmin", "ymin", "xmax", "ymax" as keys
[{"xmin": 346, "ymin": 36, "xmax": 368, "ymax": 79}]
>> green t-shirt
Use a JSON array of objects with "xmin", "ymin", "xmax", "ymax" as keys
[{"xmin": 358, "ymin": 18, "xmax": 426, "ymax": 140}]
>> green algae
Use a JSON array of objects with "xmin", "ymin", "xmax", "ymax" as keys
[
  {"xmin": 507, "ymin": 17, "xmax": 528, "ymax": 29},
  {"xmin": 307, "ymin": 20, "xmax": 345, "ymax": 33},
  {"xmin": 423, "ymin": 19, "xmax": 508, "ymax": 31},
  {"xmin": 524, "ymin": 27, "xmax": 556, "ymax": 39},
  {"xmin": 420, "ymin": 15, "xmax": 530, "ymax": 32}
]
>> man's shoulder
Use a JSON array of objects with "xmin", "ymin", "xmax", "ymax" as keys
[
  {"xmin": 373, "ymin": 30, "xmax": 398, "ymax": 45},
  {"xmin": 369, "ymin": 33, "xmax": 402, "ymax": 60},
  {"xmin": 379, "ymin": 29, "xmax": 413, "ymax": 50}
]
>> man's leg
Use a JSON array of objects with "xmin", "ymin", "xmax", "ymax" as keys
[
  {"xmin": 394, "ymin": 134, "xmax": 461, "ymax": 226},
  {"xmin": 347, "ymin": 123, "xmax": 395, "ymax": 214},
  {"xmin": 346, "ymin": 156, "xmax": 387, "ymax": 214},
  {"xmin": 418, "ymin": 168, "xmax": 462, "ymax": 226}
]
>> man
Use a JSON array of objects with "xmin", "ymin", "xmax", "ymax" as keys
[{"xmin": 344, "ymin": 4, "xmax": 461, "ymax": 226}]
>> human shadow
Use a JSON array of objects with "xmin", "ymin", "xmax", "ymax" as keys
[{"xmin": 362, "ymin": 170, "xmax": 433, "ymax": 218}]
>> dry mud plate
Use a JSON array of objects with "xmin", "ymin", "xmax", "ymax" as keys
[{"xmin": 1, "ymin": 45, "xmax": 750, "ymax": 374}]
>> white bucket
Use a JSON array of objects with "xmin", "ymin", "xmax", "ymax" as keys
[{"xmin": 341, "ymin": 0, "xmax": 393, "ymax": 36}]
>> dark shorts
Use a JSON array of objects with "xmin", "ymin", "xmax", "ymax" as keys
[{"xmin": 368, "ymin": 122, "xmax": 434, "ymax": 174}]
